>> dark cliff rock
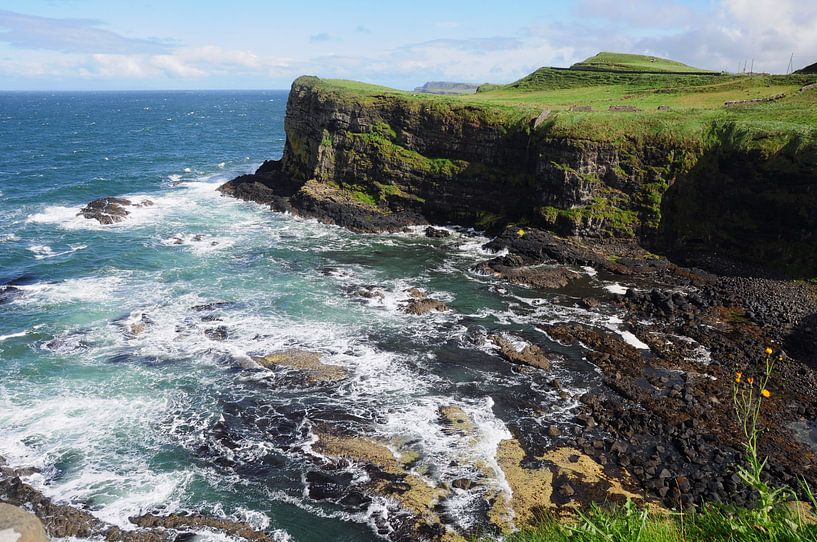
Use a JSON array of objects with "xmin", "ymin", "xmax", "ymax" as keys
[{"xmin": 220, "ymin": 76, "xmax": 817, "ymax": 276}]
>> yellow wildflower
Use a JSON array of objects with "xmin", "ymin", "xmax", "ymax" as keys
[
  {"xmin": 516, "ymin": 228, "xmax": 526, "ymax": 238},
  {"xmin": 746, "ymin": 377, "xmax": 754, "ymax": 385},
  {"xmin": 765, "ymin": 346, "xmax": 773, "ymax": 355},
  {"xmin": 761, "ymin": 389, "xmax": 771, "ymax": 398},
  {"xmin": 735, "ymin": 371, "xmax": 742, "ymax": 383}
]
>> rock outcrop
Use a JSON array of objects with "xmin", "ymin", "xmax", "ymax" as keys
[
  {"xmin": 219, "ymin": 76, "xmax": 817, "ymax": 275},
  {"xmin": 0, "ymin": 504, "xmax": 49, "ymax": 542},
  {"xmin": 78, "ymin": 197, "xmax": 153, "ymax": 224}
]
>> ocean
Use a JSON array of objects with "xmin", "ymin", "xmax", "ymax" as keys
[{"xmin": 0, "ymin": 91, "xmax": 639, "ymax": 540}]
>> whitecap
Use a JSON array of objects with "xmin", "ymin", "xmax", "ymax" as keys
[
  {"xmin": 14, "ymin": 276, "xmax": 125, "ymax": 305},
  {"xmin": 28, "ymin": 244, "xmax": 54, "ymax": 258},
  {"xmin": 0, "ymin": 330, "xmax": 27, "ymax": 342},
  {"xmin": 604, "ymin": 282, "xmax": 628, "ymax": 295}
]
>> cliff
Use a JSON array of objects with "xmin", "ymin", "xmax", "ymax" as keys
[{"xmin": 220, "ymin": 73, "xmax": 817, "ymax": 276}]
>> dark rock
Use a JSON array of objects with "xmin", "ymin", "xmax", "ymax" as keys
[
  {"xmin": 424, "ymin": 226, "xmax": 450, "ymax": 238},
  {"xmin": 204, "ymin": 326, "xmax": 228, "ymax": 341},
  {"xmin": 78, "ymin": 197, "xmax": 133, "ymax": 224}
]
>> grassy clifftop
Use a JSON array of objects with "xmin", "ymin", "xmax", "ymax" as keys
[
  {"xmin": 301, "ymin": 61, "xmax": 817, "ymax": 152},
  {"xmin": 288, "ymin": 57, "xmax": 817, "ymax": 274}
]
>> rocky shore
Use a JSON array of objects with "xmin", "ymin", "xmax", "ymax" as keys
[
  {"xmin": 215, "ymin": 153, "xmax": 817, "ymax": 537},
  {"xmin": 6, "ymin": 74, "xmax": 817, "ymax": 541}
]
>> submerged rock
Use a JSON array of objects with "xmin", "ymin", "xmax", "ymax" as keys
[
  {"xmin": 254, "ymin": 350, "xmax": 347, "ymax": 382},
  {"xmin": 78, "ymin": 197, "xmax": 153, "ymax": 225}
]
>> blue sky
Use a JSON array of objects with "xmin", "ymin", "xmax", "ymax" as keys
[{"xmin": 0, "ymin": 0, "xmax": 815, "ymax": 90}]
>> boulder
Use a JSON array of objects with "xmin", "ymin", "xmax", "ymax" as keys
[{"xmin": 0, "ymin": 504, "xmax": 49, "ymax": 542}]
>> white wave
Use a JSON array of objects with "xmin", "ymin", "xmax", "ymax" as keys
[
  {"xmin": 581, "ymin": 265, "xmax": 598, "ymax": 277},
  {"xmin": 28, "ymin": 244, "xmax": 53, "ymax": 258},
  {"xmin": 14, "ymin": 276, "xmax": 125, "ymax": 305},
  {"xmin": 604, "ymin": 282, "xmax": 628, "ymax": 295},
  {"xmin": 605, "ymin": 316, "xmax": 650, "ymax": 350},
  {"xmin": 0, "ymin": 233, "xmax": 19, "ymax": 242},
  {"xmin": 27, "ymin": 244, "xmax": 87, "ymax": 260},
  {"xmin": 160, "ymin": 233, "xmax": 233, "ymax": 254},
  {"xmin": 375, "ymin": 396, "xmax": 512, "ymax": 530},
  {"xmin": 0, "ymin": 330, "xmax": 27, "ymax": 342},
  {"xmin": 0, "ymin": 392, "xmax": 188, "ymax": 529}
]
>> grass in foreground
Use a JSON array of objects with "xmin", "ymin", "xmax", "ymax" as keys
[
  {"xmin": 487, "ymin": 347, "xmax": 817, "ymax": 542},
  {"xmin": 503, "ymin": 500, "xmax": 817, "ymax": 542}
]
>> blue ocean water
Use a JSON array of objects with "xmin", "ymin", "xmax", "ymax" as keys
[{"xmin": 0, "ymin": 91, "xmax": 630, "ymax": 541}]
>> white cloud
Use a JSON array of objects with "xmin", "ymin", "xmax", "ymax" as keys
[
  {"xmin": 0, "ymin": 9, "xmax": 171, "ymax": 53},
  {"xmin": 2, "ymin": 1, "xmax": 817, "ymax": 88}
]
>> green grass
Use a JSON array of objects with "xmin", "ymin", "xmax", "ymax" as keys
[
  {"xmin": 569, "ymin": 52, "xmax": 713, "ymax": 73},
  {"xmin": 297, "ymin": 64, "xmax": 817, "ymax": 150},
  {"xmin": 495, "ymin": 500, "xmax": 817, "ymax": 542}
]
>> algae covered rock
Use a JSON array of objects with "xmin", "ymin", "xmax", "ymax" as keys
[{"xmin": 254, "ymin": 350, "xmax": 347, "ymax": 382}]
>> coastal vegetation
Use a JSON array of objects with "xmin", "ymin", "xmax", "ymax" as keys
[
  {"xmin": 282, "ymin": 55, "xmax": 817, "ymax": 274},
  {"xmin": 488, "ymin": 348, "xmax": 817, "ymax": 542}
]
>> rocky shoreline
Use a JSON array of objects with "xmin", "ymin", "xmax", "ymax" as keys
[
  {"xmin": 217, "ymin": 162, "xmax": 817, "ymax": 534},
  {"xmin": 6, "ymin": 159, "xmax": 816, "ymax": 542}
]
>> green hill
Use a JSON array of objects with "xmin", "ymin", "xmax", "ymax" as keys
[
  {"xmin": 569, "ymin": 51, "xmax": 713, "ymax": 73},
  {"xmin": 795, "ymin": 61, "xmax": 817, "ymax": 74}
]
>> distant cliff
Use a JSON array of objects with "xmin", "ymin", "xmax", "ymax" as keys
[
  {"xmin": 413, "ymin": 81, "xmax": 479, "ymax": 95},
  {"xmin": 220, "ymin": 76, "xmax": 817, "ymax": 276}
]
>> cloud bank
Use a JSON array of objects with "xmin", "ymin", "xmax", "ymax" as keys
[{"xmin": 0, "ymin": 0, "xmax": 815, "ymax": 89}]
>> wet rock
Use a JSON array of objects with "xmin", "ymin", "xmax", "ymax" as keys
[
  {"xmin": 0, "ymin": 286, "xmax": 23, "ymax": 305},
  {"xmin": 190, "ymin": 301, "xmax": 234, "ymax": 312},
  {"xmin": 313, "ymin": 432, "xmax": 448, "ymax": 539},
  {"xmin": 474, "ymin": 256, "xmax": 578, "ymax": 289},
  {"xmin": 305, "ymin": 471, "xmax": 353, "ymax": 501},
  {"xmin": 131, "ymin": 513, "xmax": 277, "ymax": 542},
  {"xmin": 438, "ymin": 405, "xmax": 476, "ymax": 435},
  {"xmin": 348, "ymin": 285, "xmax": 384, "ymax": 301},
  {"xmin": 424, "ymin": 227, "xmax": 450, "ymax": 238},
  {"xmin": 254, "ymin": 350, "xmax": 347, "ymax": 383},
  {"xmin": 547, "ymin": 425, "xmax": 561, "ymax": 437},
  {"xmin": 78, "ymin": 197, "xmax": 152, "ymax": 225},
  {"xmin": 489, "ymin": 335, "xmax": 550, "ymax": 370},
  {"xmin": 580, "ymin": 297, "xmax": 601, "ymax": 310},
  {"xmin": 204, "ymin": 326, "xmax": 228, "ymax": 341},
  {"xmin": 0, "ymin": 503, "xmax": 49, "ymax": 542},
  {"xmin": 451, "ymin": 478, "xmax": 473, "ymax": 490},
  {"xmin": 0, "ymin": 474, "xmax": 106, "ymax": 539},
  {"xmin": 399, "ymin": 289, "xmax": 449, "ymax": 315}
]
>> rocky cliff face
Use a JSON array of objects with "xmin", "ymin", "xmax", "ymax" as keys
[{"xmin": 220, "ymin": 76, "xmax": 817, "ymax": 276}]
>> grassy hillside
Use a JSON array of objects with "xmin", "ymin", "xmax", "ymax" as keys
[
  {"xmin": 569, "ymin": 51, "xmax": 712, "ymax": 73},
  {"xmin": 796, "ymin": 61, "xmax": 817, "ymax": 74}
]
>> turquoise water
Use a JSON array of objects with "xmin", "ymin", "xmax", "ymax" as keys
[{"xmin": 0, "ymin": 91, "xmax": 635, "ymax": 541}]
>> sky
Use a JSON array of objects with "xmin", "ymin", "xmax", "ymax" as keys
[{"xmin": 0, "ymin": 0, "xmax": 816, "ymax": 90}]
